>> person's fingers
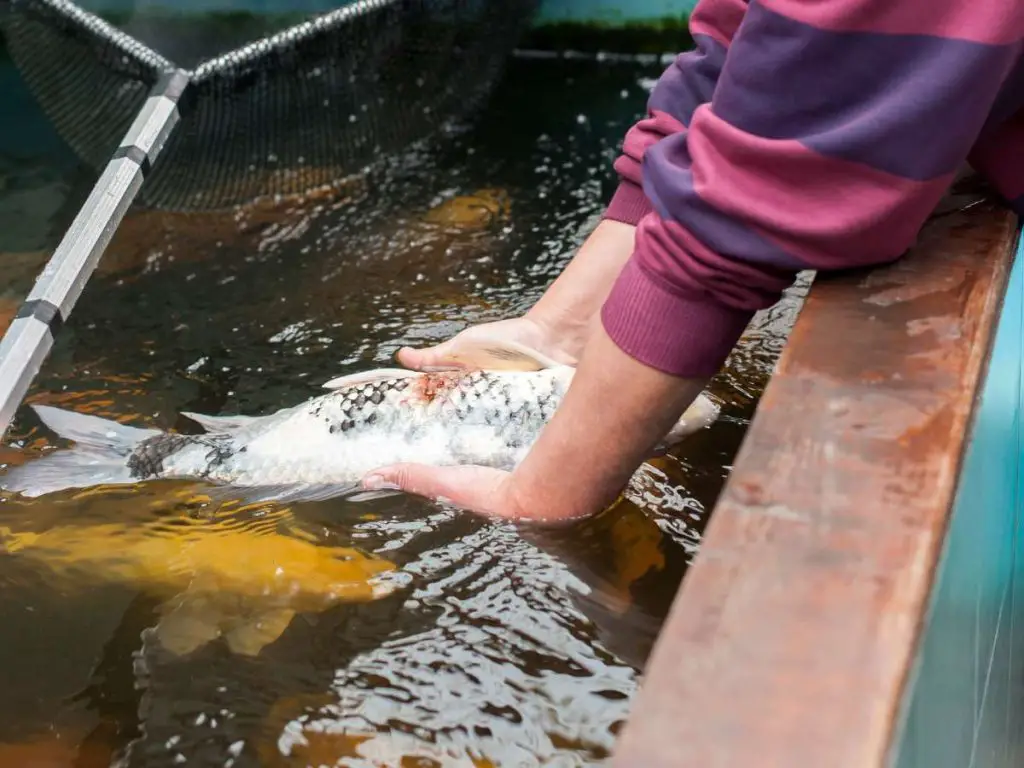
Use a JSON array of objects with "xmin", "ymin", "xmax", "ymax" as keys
[
  {"xmin": 394, "ymin": 343, "xmax": 464, "ymax": 372},
  {"xmin": 361, "ymin": 463, "xmax": 511, "ymax": 515}
]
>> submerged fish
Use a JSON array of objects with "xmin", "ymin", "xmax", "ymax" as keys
[
  {"xmin": 0, "ymin": 516, "xmax": 398, "ymax": 656},
  {"xmin": 1, "ymin": 339, "xmax": 720, "ymax": 504}
]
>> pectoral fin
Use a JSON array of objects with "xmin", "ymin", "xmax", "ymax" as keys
[
  {"xmin": 665, "ymin": 392, "xmax": 721, "ymax": 442},
  {"xmin": 202, "ymin": 481, "xmax": 364, "ymax": 507},
  {"xmin": 222, "ymin": 608, "xmax": 296, "ymax": 656},
  {"xmin": 155, "ymin": 594, "xmax": 223, "ymax": 656}
]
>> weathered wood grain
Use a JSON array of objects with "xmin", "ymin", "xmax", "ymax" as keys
[{"xmin": 612, "ymin": 192, "xmax": 1019, "ymax": 767}]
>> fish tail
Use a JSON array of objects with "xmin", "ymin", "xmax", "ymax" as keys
[{"xmin": 1, "ymin": 405, "xmax": 162, "ymax": 498}]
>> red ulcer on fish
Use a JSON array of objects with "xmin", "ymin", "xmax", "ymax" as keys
[{"xmin": 406, "ymin": 372, "xmax": 468, "ymax": 406}]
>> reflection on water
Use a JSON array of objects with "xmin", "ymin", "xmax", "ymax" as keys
[{"xmin": 0, "ymin": 54, "xmax": 806, "ymax": 766}]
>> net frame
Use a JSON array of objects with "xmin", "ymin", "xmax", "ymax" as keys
[{"xmin": 0, "ymin": 0, "xmax": 538, "ymax": 437}]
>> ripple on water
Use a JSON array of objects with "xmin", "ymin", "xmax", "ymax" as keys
[
  {"xmin": 0, "ymin": 55, "xmax": 809, "ymax": 766},
  {"xmin": 266, "ymin": 523, "xmax": 637, "ymax": 767}
]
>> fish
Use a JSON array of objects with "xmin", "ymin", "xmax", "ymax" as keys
[
  {"xmin": 0, "ymin": 338, "xmax": 720, "ymax": 504},
  {"xmin": 0, "ymin": 514, "xmax": 399, "ymax": 656}
]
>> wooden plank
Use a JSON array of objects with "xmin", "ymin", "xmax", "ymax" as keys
[{"xmin": 612, "ymin": 189, "xmax": 1019, "ymax": 768}]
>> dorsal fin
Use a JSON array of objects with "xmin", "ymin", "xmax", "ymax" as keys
[
  {"xmin": 321, "ymin": 368, "xmax": 419, "ymax": 390},
  {"xmin": 181, "ymin": 411, "xmax": 259, "ymax": 433}
]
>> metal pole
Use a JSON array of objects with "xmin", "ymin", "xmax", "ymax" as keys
[{"xmin": 0, "ymin": 68, "xmax": 190, "ymax": 438}]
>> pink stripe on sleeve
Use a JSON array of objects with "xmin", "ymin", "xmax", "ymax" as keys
[
  {"xmin": 690, "ymin": 0, "xmax": 750, "ymax": 47},
  {"xmin": 759, "ymin": 0, "xmax": 1024, "ymax": 45},
  {"xmin": 677, "ymin": 106, "xmax": 955, "ymax": 269}
]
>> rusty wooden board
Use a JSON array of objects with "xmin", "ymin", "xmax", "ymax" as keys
[{"xmin": 611, "ymin": 191, "xmax": 1019, "ymax": 768}]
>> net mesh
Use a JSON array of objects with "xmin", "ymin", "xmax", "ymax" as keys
[{"xmin": 0, "ymin": 0, "xmax": 539, "ymax": 210}]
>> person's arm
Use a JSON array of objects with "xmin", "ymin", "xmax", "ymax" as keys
[
  {"xmin": 363, "ymin": 324, "xmax": 706, "ymax": 522},
  {"xmin": 367, "ymin": 0, "xmax": 1019, "ymax": 522},
  {"xmin": 602, "ymin": 0, "xmax": 742, "ymax": 229},
  {"xmin": 397, "ymin": 1, "xmax": 739, "ymax": 371}
]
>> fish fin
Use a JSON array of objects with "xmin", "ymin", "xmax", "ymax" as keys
[
  {"xmin": 322, "ymin": 368, "xmax": 419, "ymax": 390},
  {"xmin": 30, "ymin": 404, "xmax": 160, "ymax": 449},
  {"xmin": 203, "ymin": 482, "xmax": 363, "ymax": 507},
  {"xmin": 180, "ymin": 411, "xmax": 260, "ymax": 433},
  {"xmin": 345, "ymin": 488, "xmax": 405, "ymax": 503},
  {"xmin": 443, "ymin": 336, "xmax": 564, "ymax": 371},
  {"xmin": 155, "ymin": 595, "xmax": 223, "ymax": 657},
  {"xmin": 222, "ymin": 609, "xmax": 296, "ymax": 656},
  {"xmin": 663, "ymin": 393, "xmax": 721, "ymax": 444},
  {"xmin": 1, "ymin": 405, "xmax": 161, "ymax": 498}
]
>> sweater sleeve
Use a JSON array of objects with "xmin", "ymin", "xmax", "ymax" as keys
[
  {"xmin": 601, "ymin": 0, "xmax": 1023, "ymax": 378},
  {"xmin": 969, "ymin": 108, "xmax": 1024, "ymax": 216},
  {"xmin": 603, "ymin": 0, "xmax": 746, "ymax": 226}
]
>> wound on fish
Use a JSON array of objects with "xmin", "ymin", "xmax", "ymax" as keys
[{"xmin": 405, "ymin": 372, "xmax": 466, "ymax": 405}]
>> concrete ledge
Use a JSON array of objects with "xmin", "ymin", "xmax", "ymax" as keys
[{"xmin": 612, "ymin": 185, "xmax": 1019, "ymax": 767}]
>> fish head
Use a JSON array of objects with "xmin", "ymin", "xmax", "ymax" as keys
[
  {"xmin": 260, "ymin": 541, "xmax": 400, "ymax": 611},
  {"xmin": 160, "ymin": 528, "xmax": 400, "ymax": 611},
  {"xmin": 313, "ymin": 547, "xmax": 400, "ymax": 606}
]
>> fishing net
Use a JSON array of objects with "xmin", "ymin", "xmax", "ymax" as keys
[
  {"xmin": 0, "ymin": 0, "xmax": 538, "ymax": 436},
  {"xmin": 0, "ymin": 0, "xmax": 539, "ymax": 210}
]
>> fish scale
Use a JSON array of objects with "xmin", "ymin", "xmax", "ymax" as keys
[
  {"xmin": 10, "ymin": 369, "xmax": 571, "ymax": 501},
  {"xmin": 1, "ymin": 342, "xmax": 721, "ymax": 503}
]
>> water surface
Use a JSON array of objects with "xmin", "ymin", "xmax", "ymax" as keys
[{"xmin": 0, "ymin": 53, "xmax": 806, "ymax": 767}]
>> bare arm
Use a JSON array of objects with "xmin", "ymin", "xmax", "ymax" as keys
[
  {"xmin": 396, "ymin": 219, "xmax": 638, "ymax": 370},
  {"xmin": 362, "ymin": 324, "xmax": 707, "ymax": 523}
]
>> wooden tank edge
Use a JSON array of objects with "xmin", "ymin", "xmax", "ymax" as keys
[{"xmin": 610, "ymin": 185, "xmax": 1020, "ymax": 767}]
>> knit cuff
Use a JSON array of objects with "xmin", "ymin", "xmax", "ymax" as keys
[
  {"xmin": 601, "ymin": 257, "xmax": 752, "ymax": 378},
  {"xmin": 602, "ymin": 181, "xmax": 654, "ymax": 227}
]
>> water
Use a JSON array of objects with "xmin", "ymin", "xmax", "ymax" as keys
[{"xmin": 0, "ymin": 52, "xmax": 807, "ymax": 767}]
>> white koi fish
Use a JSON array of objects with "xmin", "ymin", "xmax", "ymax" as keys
[{"xmin": 0, "ymin": 339, "xmax": 719, "ymax": 504}]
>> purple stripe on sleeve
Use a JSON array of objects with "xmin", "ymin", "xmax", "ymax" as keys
[
  {"xmin": 984, "ymin": 60, "xmax": 1024, "ymax": 131},
  {"xmin": 712, "ymin": 2, "xmax": 1018, "ymax": 181},
  {"xmin": 641, "ymin": 132, "xmax": 808, "ymax": 270},
  {"xmin": 648, "ymin": 34, "xmax": 728, "ymax": 128}
]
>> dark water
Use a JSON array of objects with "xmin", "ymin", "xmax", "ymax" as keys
[{"xmin": 0, "ymin": 53, "xmax": 807, "ymax": 767}]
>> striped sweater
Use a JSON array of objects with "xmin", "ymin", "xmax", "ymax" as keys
[{"xmin": 601, "ymin": 0, "xmax": 1024, "ymax": 378}]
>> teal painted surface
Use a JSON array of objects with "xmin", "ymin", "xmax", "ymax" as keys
[
  {"xmin": 72, "ymin": 0, "xmax": 697, "ymax": 23},
  {"xmin": 536, "ymin": 0, "xmax": 697, "ymax": 23},
  {"xmin": 894, "ymin": 229, "xmax": 1023, "ymax": 768}
]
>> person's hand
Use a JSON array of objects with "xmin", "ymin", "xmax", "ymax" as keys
[
  {"xmin": 395, "ymin": 315, "xmax": 581, "ymax": 372},
  {"xmin": 367, "ymin": 324, "xmax": 712, "ymax": 527},
  {"xmin": 396, "ymin": 219, "xmax": 638, "ymax": 372},
  {"xmin": 361, "ymin": 464, "xmax": 529, "ymax": 520}
]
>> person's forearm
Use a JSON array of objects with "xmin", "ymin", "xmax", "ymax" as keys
[
  {"xmin": 525, "ymin": 220, "xmax": 637, "ymax": 359},
  {"xmin": 505, "ymin": 323, "xmax": 708, "ymax": 522}
]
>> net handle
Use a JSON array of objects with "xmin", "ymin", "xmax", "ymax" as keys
[{"xmin": 0, "ymin": 68, "xmax": 190, "ymax": 438}]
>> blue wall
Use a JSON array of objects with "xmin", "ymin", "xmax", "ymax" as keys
[{"xmin": 894, "ymin": 229, "xmax": 1023, "ymax": 768}]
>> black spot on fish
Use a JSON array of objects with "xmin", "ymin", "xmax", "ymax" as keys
[{"xmin": 127, "ymin": 434, "xmax": 231, "ymax": 480}]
